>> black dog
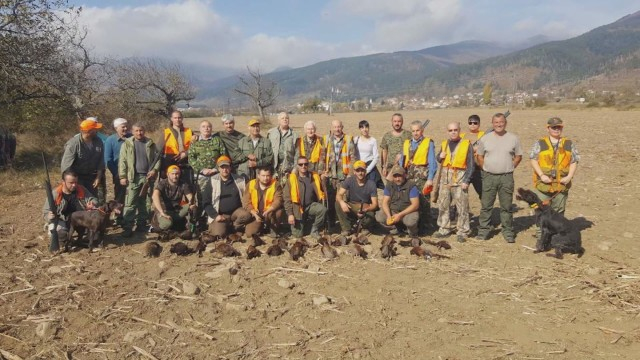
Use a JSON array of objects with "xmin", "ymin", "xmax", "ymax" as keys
[
  {"xmin": 515, "ymin": 188, "xmax": 584, "ymax": 259},
  {"xmin": 68, "ymin": 200, "xmax": 124, "ymax": 252}
]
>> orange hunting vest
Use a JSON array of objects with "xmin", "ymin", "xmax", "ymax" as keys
[
  {"xmin": 402, "ymin": 137, "xmax": 431, "ymax": 167},
  {"xmin": 324, "ymin": 135, "xmax": 351, "ymax": 175},
  {"xmin": 441, "ymin": 139, "xmax": 471, "ymax": 169},
  {"xmin": 249, "ymin": 178, "xmax": 277, "ymax": 211},
  {"xmin": 298, "ymin": 136, "xmax": 323, "ymax": 163},
  {"xmin": 534, "ymin": 137, "xmax": 573, "ymax": 193},
  {"xmin": 289, "ymin": 172, "xmax": 324, "ymax": 214},
  {"xmin": 163, "ymin": 128, "xmax": 193, "ymax": 155},
  {"xmin": 54, "ymin": 184, "xmax": 85, "ymax": 205}
]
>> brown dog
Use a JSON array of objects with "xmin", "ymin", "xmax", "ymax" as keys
[{"xmin": 68, "ymin": 200, "xmax": 123, "ymax": 252}]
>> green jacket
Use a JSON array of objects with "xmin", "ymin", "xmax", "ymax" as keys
[
  {"xmin": 118, "ymin": 137, "xmax": 161, "ymax": 182},
  {"xmin": 235, "ymin": 136, "xmax": 274, "ymax": 178},
  {"xmin": 188, "ymin": 135, "xmax": 226, "ymax": 175}
]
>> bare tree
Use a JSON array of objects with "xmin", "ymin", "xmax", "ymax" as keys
[
  {"xmin": 113, "ymin": 58, "xmax": 196, "ymax": 119},
  {"xmin": 234, "ymin": 66, "xmax": 280, "ymax": 122}
]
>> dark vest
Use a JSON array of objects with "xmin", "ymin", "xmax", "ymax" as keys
[{"xmin": 388, "ymin": 179, "xmax": 416, "ymax": 213}]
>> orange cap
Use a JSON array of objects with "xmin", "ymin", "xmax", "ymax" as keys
[
  {"xmin": 217, "ymin": 155, "xmax": 231, "ymax": 166},
  {"xmin": 167, "ymin": 165, "xmax": 180, "ymax": 174},
  {"xmin": 80, "ymin": 119, "xmax": 103, "ymax": 131}
]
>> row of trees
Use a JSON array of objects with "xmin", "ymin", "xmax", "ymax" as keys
[{"xmin": 1, "ymin": 0, "xmax": 196, "ymax": 140}]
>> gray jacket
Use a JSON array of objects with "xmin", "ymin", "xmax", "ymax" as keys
[
  {"xmin": 60, "ymin": 134, "xmax": 105, "ymax": 175},
  {"xmin": 267, "ymin": 127, "xmax": 297, "ymax": 174},
  {"xmin": 203, "ymin": 173, "xmax": 246, "ymax": 221}
]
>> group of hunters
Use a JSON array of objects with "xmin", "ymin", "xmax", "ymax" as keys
[{"xmin": 43, "ymin": 110, "xmax": 579, "ymax": 248}]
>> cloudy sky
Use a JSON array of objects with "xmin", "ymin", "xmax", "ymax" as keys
[{"xmin": 72, "ymin": 0, "xmax": 639, "ymax": 72}]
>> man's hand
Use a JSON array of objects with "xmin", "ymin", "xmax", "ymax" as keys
[
  {"xmin": 247, "ymin": 154, "xmax": 257, "ymax": 161},
  {"xmin": 215, "ymin": 215, "xmax": 227, "ymax": 222},
  {"xmin": 339, "ymin": 202, "xmax": 350, "ymax": 214},
  {"xmin": 159, "ymin": 211, "xmax": 171, "ymax": 219},
  {"xmin": 321, "ymin": 172, "xmax": 328, "ymax": 179},
  {"xmin": 189, "ymin": 204, "xmax": 198, "ymax": 211},
  {"xmin": 202, "ymin": 168, "xmax": 216, "ymax": 176},
  {"xmin": 288, "ymin": 214, "xmax": 295, "ymax": 225},
  {"xmin": 146, "ymin": 169, "xmax": 157, "ymax": 180},
  {"xmin": 262, "ymin": 209, "xmax": 272, "ymax": 219},
  {"xmin": 174, "ymin": 151, "xmax": 187, "ymax": 161},
  {"xmin": 248, "ymin": 159, "xmax": 257, "ymax": 168},
  {"xmin": 382, "ymin": 167, "xmax": 388, "ymax": 177},
  {"xmin": 92, "ymin": 177, "xmax": 100, "ymax": 188},
  {"xmin": 85, "ymin": 202, "xmax": 96, "ymax": 210},
  {"xmin": 461, "ymin": 183, "xmax": 469, "ymax": 190},
  {"xmin": 252, "ymin": 210, "xmax": 262, "ymax": 222},
  {"xmin": 120, "ymin": 178, "xmax": 128, "ymax": 186},
  {"xmin": 47, "ymin": 211, "xmax": 55, "ymax": 221},
  {"xmin": 540, "ymin": 174, "xmax": 552, "ymax": 184},
  {"xmin": 439, "ymin": 151, "xmax": 446, "ymax": 160},
  {"xmin": 560, "ymin": 176, "xmax": 572, "ymax": 185}
]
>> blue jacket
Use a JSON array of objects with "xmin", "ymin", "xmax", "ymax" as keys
[{"xmin": 104, "ymin": 133, "xmax": 131, "ymax": 178}]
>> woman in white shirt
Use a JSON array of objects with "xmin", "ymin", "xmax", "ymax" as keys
[{"xmin": 354, "ymin": 120, "xmax": 384, "ymax": 189}]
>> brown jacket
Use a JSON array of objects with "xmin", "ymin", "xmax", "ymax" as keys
[{"xmin": 242, "ymin": 179, "xmax": 284, "ymax": 213}]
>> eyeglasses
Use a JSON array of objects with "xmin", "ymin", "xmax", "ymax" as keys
[
  {"xmin": 297, "ymin": 163, "xmax": 309, "ymax": 167},
  {"xmin": 549, "ymin": 126, "xmax": 563, "ymax": 130},
  {"xmin": 448, "ymin": 129, "xmax": 460, "ymax": 132},
  {"xmin": 468, "ymin": 122, "xmax": 479, "ymax": 125}
]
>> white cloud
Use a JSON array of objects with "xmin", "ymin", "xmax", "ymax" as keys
[{"xmin": 326, "ymin": 0, "xmax": 462, "ymax": 49}]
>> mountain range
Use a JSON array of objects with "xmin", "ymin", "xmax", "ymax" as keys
[{"xmin": 195, "ymin": 10, "xmax": 640, "ymax": 104}]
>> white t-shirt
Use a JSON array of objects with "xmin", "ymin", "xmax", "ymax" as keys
[{"xmin": 354, "ymin": 136, "xmax": 379, "ymax": 174}]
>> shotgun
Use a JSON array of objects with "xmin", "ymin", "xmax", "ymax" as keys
[
  {"xmin": 352, "ymin": 202, "xmax": 365, "ymax": 236},
  {"xmin": 430, "ymin": 141, "xmax": 448, "ymax": 203},
  {"xmin": 139, "ymin": 145, "xmax": 163, "ymax": 198},
  {"xmin": 42, "ymin": 152, "xmax": 60, "ymax": 253}
]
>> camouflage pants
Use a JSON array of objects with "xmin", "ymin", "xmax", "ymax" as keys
[{"xmin": 436, "ymin": 183, "xmax": 471, "ymax": 236}]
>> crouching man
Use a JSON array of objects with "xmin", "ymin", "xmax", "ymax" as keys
[
  {"xmin": 43, "ymin": 170, "xmax": 98, "ymax": 244},
  {"xmin": 283, "ymin": 156, "xmax": 327, "ymax": 239},
  {"xmin": 151, "ymin": 165, "xmax": 197, "ymax": 236},
  {"xmin": 376, "ymin": 165, "xmax": 420, "ymax": 236},
  {"xmin": 243, "ymin": 166, "xmax": 285, "ymax": 238},
  {"xmin": 201, "ymin": 156, "xmax": 253, "ymax": 237},
  {"xmin": 335, "ymin": 160, "xmax": 379, "ymax": 235}
]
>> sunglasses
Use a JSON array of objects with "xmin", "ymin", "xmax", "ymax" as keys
[
  {"xmin": 468, "ymin": 121, "xmax": 479, "ymax": 125},
  {"xmin": 549, "ymin": 126, "xmax": 563, "ymax": 130},
  {"xmin": 297, "ymin": 163, "xmax": 309, "ymax": 167}
]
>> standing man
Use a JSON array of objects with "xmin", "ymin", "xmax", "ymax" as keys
[
  {"xmin": 529, "ymin": 117, "xmax": 579, "ymax": 234},
  {"xmin": 243, "ymin": 166, "xmax": 285, "ymax": 238},
  {"xmin": 202, "ymin": 156, "xmax": 253, "ymax": 237},
  {"xmin": 189, "ymin": 120, "xmax": 226, "ymax": 204},
  {"xmin": 118, "ymin": 124, "xmax": 160, "ymax": 237},
  {"xmin": 402, "ymin": 120, "xmax": 437, "ymax": 235},
  {"xmin": 158, "ymin": 110, "xmax": 193, "ymax": 183},
  {"xmin": 43, "ymin": 170, "xmax": 98, "ymax": 245},
  {"xmin": 435, "ymin": 122, "xmax": 474, "ymax": 243},
  {"xmin": 61, "ymin": 118, "xmax": 105, "ymax": 202},
  {"xmin": 324, "ymin": 119, "xmax": 357, "ymax": 231},
  {"xmin": 267, "ymin": 112, "xmax": 297, "ymax": 184},
  {"xmin": 151, "ymin": 165, "xmax": 197, "ymax": 236},
  {"xmin": 461, "ymin": 114, "xmax": 484, "ymax": 198},
  {"xmin": 335, "ymin": 160, "xmax": 378, "ymax": 235},
  {"xmin": 283, "ymin": 156, "xmax": 327, "ymax": 239},
  {"xmin": 217, "ymin": 114, "xmax": 246, "ymax": 173},
  {"xmin": 375, "ymin": 165, "xmax": 420, "ymax": 236},
  {"xmin": 295, "ymin": 120, "xmax": 325, "ymax": 173},
  {"xmin": 104, "ymin": 118, "xmax": 131, "ymax": 208},
  {"xmin": 380, "ymin": 113, "xmax": 412, "ymax": 179},
  {"xmin": 476, "ymin": 113, "xmax": 523, "ymax": 243},
  {"xmin": 236, "ymin": 118, "xmax": 273, "ymax": 180}
]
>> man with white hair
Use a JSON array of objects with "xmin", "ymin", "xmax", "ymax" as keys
[
  {"xmin": 267, "ymin": 112, "xmax": 297, "ymax": 184},
  {"xmin": 104, "ymin": 118, "xmax": 131, "ymax": 208},
  {"xmin": 323, "ymin": 119, "xmax": 357, "ymax": 230},
  {"xmin": 217, "ymin": 114, "xmax": 246, "ymax": 173},
  {"xmin": 295, "ymin": 120, "xmax": 325, "ymax": 173}
]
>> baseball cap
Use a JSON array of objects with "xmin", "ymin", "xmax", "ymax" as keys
[
  {"xmin": 353, "ymin": 160, "xmax": 367, "ymax": 170},
  {"xmin": 167, "ymin": 165, "xmax": 181, "ymax": 174},
  {"xmin": 217, "ymin": 155, "xmax": 231, "ymax": 167},
  {"xmin": 248, "ymin": 118, "xmax": 261, "ymax": 126},
  {"xmin": 547, "ymin": 117, "xmax": 563, "ymax": 127},
  {"xmin": 80, "ymin": 119, "xmax": 103, "ymax": 131},
  {"xmin": 391, "ymin": 165, "xmax": 405, "ymax": 176}
]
